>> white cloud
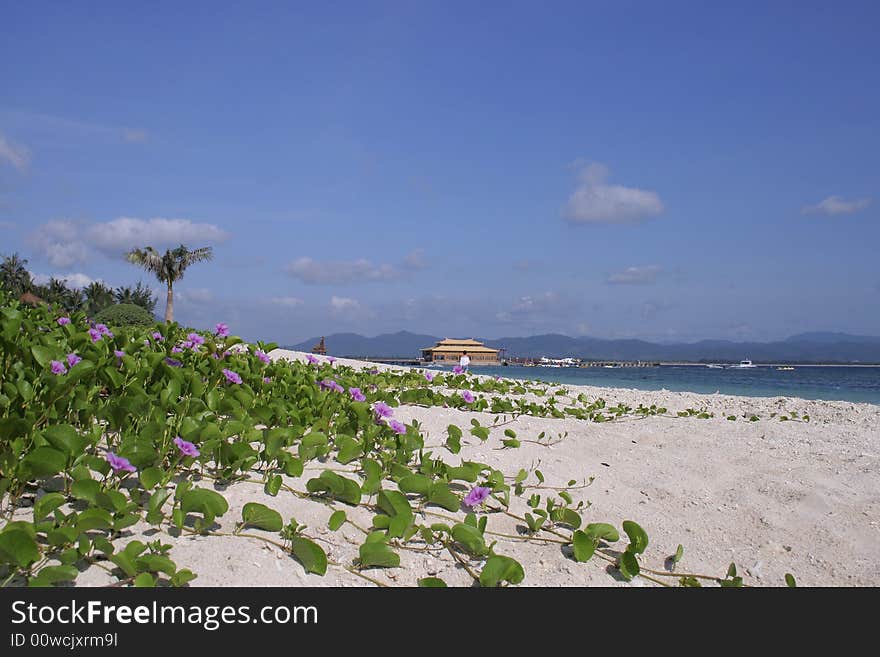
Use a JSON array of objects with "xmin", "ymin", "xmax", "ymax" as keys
[
  {"xmin": 30, "ymin": 272, "xmax": 98, "ymax": 288},
  {"xmin": 330, "ymin": 296, "xmax": 360, "ymax": 312},
  {"xmin": 607, "ymin": 265, "xmax": 663, "ymax": 285},
  {"xmin": 402, "ymin": 249, "xmax": 426, "ymax": 271},
  {"xmin": 496, "ymin": 292, "xmax": 564, "ymax": 322},
  {"xmin": 802, "ymin": 196, "xmax": 871, "ymax": 216},
  {"xmin": 28, "ymin": 217, "xmax": 229, "ymax": 265},
  {"xmin": 563, "ymin": 162, "xmax": 664, "ymax": 224},
  {"xmin": 0, "ymin": 134, "xmax": 30, "ymax": 171},
  {"xmin": 122, "ymin": 129, "xmax": 148, "ymax": 143},
  {"xmin": 176, "ymin": 288, "xmax": 214, "ymax": 304},
  {"xmin": 286, "ymin": 257, "xmax": 399, "ymax": 285},
  {"xmin": 267, "ymin": 296, "xmax": 305, "ymax": 308}
]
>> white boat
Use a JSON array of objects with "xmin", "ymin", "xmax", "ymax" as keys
[
  {"xmin": 730, "ymin": 359, "xmax": 756, "ymax": 369},
  {"xmin": 706, "ymin": 364, "xmax": 724, "ymax": 369}
]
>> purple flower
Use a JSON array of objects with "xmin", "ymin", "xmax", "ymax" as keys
[
  {"xmin": 95, "ymin": 323, "xmax": 113, "ymax": 337},
  {"xmin": 50, "ymin": 360, "xmax": 67, "ymax": 375},
  {"xmin": 255, "ymin": 349, "xmax": 270, "ymax": 364},
  {"xmin": 327, "ymin": 356, "xmax": 337, "ymax": 364},
  {"xmin": 387, "ymin": 419, "xmax": 407, "ymax": 435},
  {"xmin": 215, "ymin": 323, "xmax": 230, "ymax": 337},
  {"xmin": 164, "ymin": 357, "xmax": 182, "ymax": 368},
  {"xmin": 151, "ymin": 331, "xmax": 164, "ymax": 342},
  {"xmin": 211, "ymin": 352, "xmax": 220, "ymax": 359},
  {"xmin": 263, "ymin": 376, "xmax": 272, "ymax": 384},
  {"xmin": 179, "ymin": 340, "xmax": 194, "ymax": 350},
  {"xmin": 463, "ymin": 486, "xmax": 491, "ymax": 508},
  {"xmin": 57, "ymin": 316, "xmax": 71, "ymax": 326},
  {"xmin": 368, "ymin": 368, "xmax": 379, "ymax": 375},
  {"xmin": 66, "ymin": 353, "xmax": 82, "ymax": 367},
  {"xmin": 105, "ymin": 452, "xmax": 136, "ymax": 474},
  {"xmin": 143, "ymin": 339, "xmax": 150, "ymax": 346},
  {"xmin": 453, "ymin": 365, "xmax": 464, "ymax": 375},
  {"xmin": 373, "ymin": 401, "xmax": 393, "ymax": 419},
  {"xmin": 461, "ymin": 390, "xmax": 475, "ymax": 404},
  {"xmin": 424, "ymin": 371, "xmax": 435, "ymax": 382},
  {"xmin": 173, "ymin": 436, "xmax": 200, "ymax": 458},
  {"xmin": 171, "ymin": 346, "xmax": 183, "ymax": 354},
  {"xmin": 88, "ymin": 328, "xmax": 102, "ymax": 343},
  {"xmin": 306, "ymin": 354, "xmax": 319, "ymax": 365},
  {"xmin": 187, "ymin": 332, "xmax": 205, "ymax": 346},
  {"xmin": 114, "ymin": 350, "xmax": 125, "ymax": 358},
  {"xmin": 222, "ymin": 368, "xmax": 242, "ymax": 384},
  {"xmin": 348, "ymin": 387, "xmax": 366, "ymax": 402}
]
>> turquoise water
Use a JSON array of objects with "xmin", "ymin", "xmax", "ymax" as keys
[{"xmin": 427, "ymin": 364, "xmax": 880, "ymax": 404}]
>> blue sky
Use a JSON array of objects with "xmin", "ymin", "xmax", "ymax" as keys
[{"xmin": 2, "ymin": 1, "xmax": 878, "ymax": 343}]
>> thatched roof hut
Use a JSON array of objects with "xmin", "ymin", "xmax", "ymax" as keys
[{"xmin": 19, "ymin": 291, "xmax": 46, "ymax": 306}]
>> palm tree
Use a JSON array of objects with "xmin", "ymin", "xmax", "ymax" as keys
[
  {"xmin": 114, "ymin": 281, "xmax": 158, "ymax": 314},
  {"xmin": 82, "ymin": 281, "xmax": 115, "ymax": 316},
  {"xmin": 125, "ymin": 245, "xmax": 213, "ymax": 323},
  {"xmin": 0, "ymin": 253, "xmax": 33, "ymax": 297}
]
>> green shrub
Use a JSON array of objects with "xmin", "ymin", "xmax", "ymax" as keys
[{"xmin": 93, "ymin": 302, "xmax": 155, "ymax": 327}]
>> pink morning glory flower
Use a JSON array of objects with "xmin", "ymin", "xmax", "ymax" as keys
[
  {"xmin": 171, "ymin": 346, "xmax": 183, "ymax": 353},
  {"xmin": 461, "ymin": 390, "xmax": 475, "ymax": 404},
  {"xmin": 348, "ymin": 387, "xmax": 366, "ymax": 402},
  {"xmin": 463, "ymin": 486, "xmax": 491, "ymax": 508},
  {"xmin": 187, "ymin": 332, "xmax": 205, "ymax": 346},
  {"xmin": 215, "ymin": 323, "xmax": 229, "ymax": 337},
  {"xmin": 387, "ymin": 419, "xmax": 407, "ymax": 435},
  {"xmin": 50, "ymin": 360, "xmax": 67, "ymax": 375},
  {"xmin": 222, "ymin": 368, "xmax": 242, "ymax": 384},
  {"xmin": 424, "ymin": 371, "xmax": 435, "ymax": 382},
  {"xmin": 151, "ymin": 331, "xmax": 164, "ymax": 342},
  {"xmin": 173, "ymin": 436, "xmax": 200, "ymax": 458},
  {"xmin": 453, "ymin": 365, "xmax": 464, "ymax": 374},
  {"xmin": 327, "ymin": 356, "xmax": 336, "ymax": 364},
  {"xmin": 66, "ymin": 353, "xmax": 82, "ymax": 367},
  {"xmin": 263, "ymin": 377, "xmax": 272, "ymax": 384},
  {"xmin": 105, "ymin": 452, "xmax": 136, "ymax": 474},
  {"xmin": 57, "ymin": 317, "xmax": 71, "ymax": 326},
  {"xmin": 373, "ymin": 401, "xmax": 393, "ymax": 419},
  {"xmin": 164, "ymin": 357, "xmax": 182, "ymax": 367},
  {"xmin": 88, "ymin": 328, "xmax": 102, "ymax": 343},
  {"xmin": 95, "ymin": 323, "xmax": 113, "ymax": 337},
  {"xmin": 255, "ymin": 349, "xmax": 270, "ymax": 364},
  {"xmin": 306, "ymin": 354, "xmax": 319, "ymax": 365}
]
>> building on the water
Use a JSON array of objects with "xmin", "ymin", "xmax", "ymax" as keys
[{"xmin": 420, "ymin": 338, "xmax": 501, "ymax": 365}]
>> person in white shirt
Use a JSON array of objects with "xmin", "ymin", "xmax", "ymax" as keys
[{"xmin": 459, "ymin": 351, "xmax": 470, "ymax": 372}]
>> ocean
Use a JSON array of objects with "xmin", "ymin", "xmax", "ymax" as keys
[{"xmin": 429, "ymin": 364, "xmax": 880, "ymax": 405}]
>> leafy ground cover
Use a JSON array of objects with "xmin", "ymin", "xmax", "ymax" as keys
[{"xmin": 0, "ymin": 294, "xmax": 794, "ymax": 587}]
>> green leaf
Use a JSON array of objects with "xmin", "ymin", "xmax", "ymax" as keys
[
  {"xmin": 290, "ymin": 536, "xmax": 328, "ymax": 575},
  {"xmin": 136, "ymin": 554, "xmax": 177, "ymax": 576},
  {"xmin": 673, "ymin": 544, "xmax": 684, "ymax": 565},
  {"xmin": 31, "ymin": 345, "xmax": 54, "ymax": 367},
  {"xmin": 20, "ymin": 446, "xmax": 67, "ymax": 479},
  {"xmin": 28, "ymin": 565, "xmax": 79, "ymax": 587},
  {"xmin": 328, "ymin": 510, "xmax": 346, "ymax": 531},
  {"xmin": 359, "ymin": 540, "xmax": 400, "ymax": 568},
  {"xmin": 785, "ymin": 573, "xmax": 796, "ymax": 588},
  {"xmin": 427, "ymin": 483, "xmax": 460, "ymax": 512},
  {"xmin": 445, "ymin": 424, "xmax": 462, "ymax": 454},
  {"xmin": 241, "ymin": 502, "xmax": 283, "ymax": 532},
  {"xmin": 43, "ymin": 424, "xmax": 89, "ymax": 456},
  {"xmin": 180, "ymin": 488, "xmax": 229, "ymax": 525},
  {"xmin": 0, "ymin": 529, "xmax": 41, "ymax": 568},
  {"xmin": 469, "ymin": 426, "xmax": 490, "ymax": 441},
  {"xmin": 451, "ymin": 523, "xmax": 487, "ymax": 556},
  {"xmin": 265, "ymin": 474, "xmax": 282, "ymax": 497},
  {"xmin": 33, "ymin": 493, "xmax": 66, "ymax": 522},
  {"xmin": 306, "ymin": 470, "xmax": 361, "ymax": 505},
  {"xmin": 70, "ymin": 479, "xmax": 102, "ymax": 505},
  {"xmin": 619, "ymin": 550, "xmax": 640, "ymax": 581},
  {"xmin": 622, "ymin": 520, "xmax": 648, "ymax": 554},
  {"xmin": 398, "ymin": 474, "xmax": 433, "ymax": 496},
  {"xmin": 585, "ymin": 523, "xmax": 620, "ymax": 543},
  {"xmin": 417, "ymin": 577, "xmax": 447, "ymax": 587},
  {"xmin": 139, "ymin": 467, "xmax": 163, "ymax": 490},
  {"xmin": 572, "ymin": 530, "xmax": 598, "ymax": 563},
  {"xmin": 134, "ymin": 573, "xmax": 156, "ymax": 587},
  {"xmin": 479, "ymin": 555, "xmax": 525, "ymax": 587}
]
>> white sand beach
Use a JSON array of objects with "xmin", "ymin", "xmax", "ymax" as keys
[{"xmin": 60, "ymin": 350, "xmax": 880, "ymax": 587}]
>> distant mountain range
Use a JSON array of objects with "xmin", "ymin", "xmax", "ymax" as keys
[{"xmin": 282, "ymin": 330, "xmax": 880, "ymax": 364}]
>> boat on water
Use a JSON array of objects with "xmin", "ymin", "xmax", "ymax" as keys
[
  {"xmin": 706, "ymin": 364, "xmax": 725, "ymax": 369},
  {"xmin": 777, "ymin": 366, "xmax": 795, "ymax": 371},
  {"xmin": 730, "ymin": 359, "xmax": 757, "ymax": 369}
]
